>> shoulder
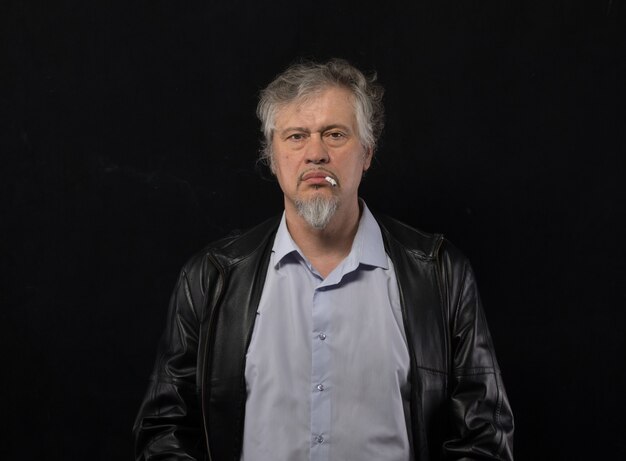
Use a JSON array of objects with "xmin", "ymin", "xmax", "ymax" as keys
[
  {"xmin": 177, "ymin": 216, "xmax": 281, "ymax": 288},
  {"xmin": 375, "ymin": 214, "xmax": 479, "ymax": 319},
  {"xmin": 374, "ymin": 213, "xmax": 444, "ymax": 259},
  {"xmin": 374, "ymin": 212, "xmax": 469, "ymax": 271}
]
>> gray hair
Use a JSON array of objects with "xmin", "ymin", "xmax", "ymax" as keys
[{"xmin": 257, "ymin": 58, "xmax": 385, "ymax": 168}]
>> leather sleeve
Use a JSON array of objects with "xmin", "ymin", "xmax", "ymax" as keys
[
  {"xmin": 440, "ymin": 245, "xmax": 515, "ymax": 460},
  {"xmin": 133, "ymin": 266, "xmax": 207, "ymax": 461}
]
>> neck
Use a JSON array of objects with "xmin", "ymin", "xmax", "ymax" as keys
[{"xmin": 285, "ymin": 198, "xmax": 362, "ymax": 277}]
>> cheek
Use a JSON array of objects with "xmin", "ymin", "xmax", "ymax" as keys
[
  {"xmin": 271, "ymin": 151, "xmax": 285, "ymax": 174},
  {"xmin": 276, "ymin": 152, "xmax": 300, "ymax": 173},
  {"xmin": 272, "ymin": 155, "xmax": 295, "ymax": 184}
]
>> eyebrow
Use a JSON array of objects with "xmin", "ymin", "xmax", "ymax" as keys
[
  {"xmin": 279, "ymin": 127, "xmax": 310, "ymax": 136},
  {"xmin": 279, "ymin": 124, "xmax": 352, "ymax": 137}
]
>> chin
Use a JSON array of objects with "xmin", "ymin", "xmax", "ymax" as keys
[{"xmin": 294, "ymin": 194, "xmax": 340, "ymax": 229}]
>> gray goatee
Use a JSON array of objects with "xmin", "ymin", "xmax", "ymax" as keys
[{"xmin": 294, "ymin": 194, "xmax": 340, "ymax": 229}]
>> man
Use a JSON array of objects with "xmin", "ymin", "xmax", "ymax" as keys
[{"xmin": 134, "ymin": 58, "xmax": 514, "ymax": 461}]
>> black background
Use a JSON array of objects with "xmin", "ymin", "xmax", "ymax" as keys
[{"xmin": 3, "ymin": 1, "xmax": 625, "ymax": 459}]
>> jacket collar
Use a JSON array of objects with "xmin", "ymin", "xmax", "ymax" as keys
[{"xmin": 207, "ymin": 210, "xmax": 443, "ymax": 270}]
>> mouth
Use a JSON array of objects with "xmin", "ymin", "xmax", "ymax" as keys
[{"xmin": 299, "ymin": 169, "xmax": 339, "ymax": 187}]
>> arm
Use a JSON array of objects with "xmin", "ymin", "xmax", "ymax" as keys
[
  {"xmin": 441, "ymin": 252, "xmax": 515, "ymax": 460},
  {"xmin": 133, "ymin": 267, "xmax": 206, "ymax": 460}
]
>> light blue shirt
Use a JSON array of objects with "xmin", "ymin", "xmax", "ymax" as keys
[{"xmin": 241, "ymin": 202, "xmax": 412, "ymax": 461}]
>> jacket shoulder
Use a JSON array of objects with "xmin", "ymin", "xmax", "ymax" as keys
[
  {"xmin": 181, "ymin": 216, "xmax": 281, "ymax": 276},
  {"xmin": 375, "ymin": 214, "xmax": 445, "ymax": 260},
  {"xmin": 375, "ymin": 213, "xmax": 470, "ymax": 266}
]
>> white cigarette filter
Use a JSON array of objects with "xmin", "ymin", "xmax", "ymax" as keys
[{"xmin": 325, "ymin": 176, "xmax": 337, "ymax": 187}]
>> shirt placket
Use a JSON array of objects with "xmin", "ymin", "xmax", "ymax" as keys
[{"xmin": 310, "ymin": 281, "xmax": 332, "ymax": 461}]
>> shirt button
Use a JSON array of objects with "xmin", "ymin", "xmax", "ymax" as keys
[
  {"xmin": 316, "ymin": 435, "xmax": 324, "ymax": 444},
  {"xmin": 317, "ymin": 384, "xmax": 324, "ymax": 391},
  {"xmin": 318, "ymin": 333, "xmax": 326, "ymax": 340}
]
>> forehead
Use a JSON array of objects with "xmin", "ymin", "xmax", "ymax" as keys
[{"xmin": 274, "ymin": 86, "xmax": 356, "ymax": 128}]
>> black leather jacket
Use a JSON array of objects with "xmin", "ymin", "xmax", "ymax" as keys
[{"xmin": 134, "ymin": 214, "xmax": 514, "ymax": 460}]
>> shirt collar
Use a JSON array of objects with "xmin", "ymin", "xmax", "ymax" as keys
[
  {"xmin": 272, "ymin": 200, "xmax": 388, "ymax": 270},
  {"xmin": 353, "ymin": 200, "xmax": 388, "ymax": 269},
  {"xmin": 272, "ymin": 214, "xmax": 300, "ymax": 266}
]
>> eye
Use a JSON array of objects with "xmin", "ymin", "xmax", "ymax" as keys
[
  {"xmin": 287, "ymin": 133, "xmax": 307, "ymax": 141},
  {"xmin": 325, "ymin": 131, "xmax": 348, "ymax": 144}
]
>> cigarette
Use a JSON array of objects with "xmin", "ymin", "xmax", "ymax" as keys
[{"xmin": 325, "ymin": 176, "xmax": 337, "ymax": 187}]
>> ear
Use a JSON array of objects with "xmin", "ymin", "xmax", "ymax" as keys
[
  {"xmin": 363, "ymin": 147, "xmax": 373, "ymax": 171},
  {"xmin": 267, "ymin": 145, "xmax": 277, "ymax": 175}
]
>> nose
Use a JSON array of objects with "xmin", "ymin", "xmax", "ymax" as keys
[{"xmin": 305, "ymin": 134, "xmax": 329, "ymax": 164}]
